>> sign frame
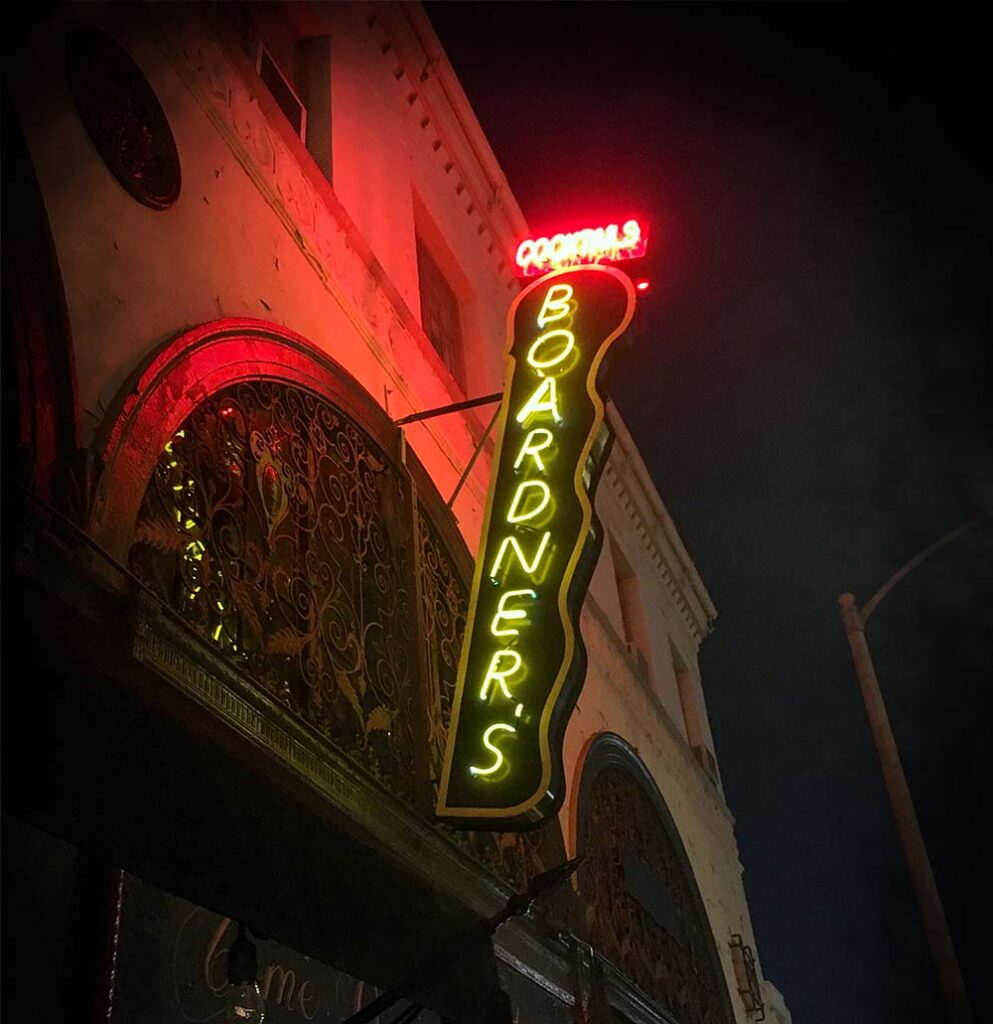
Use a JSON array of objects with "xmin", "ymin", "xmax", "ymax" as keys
[{"xmin": 436, "ymin": 264, "xmax": 637, "ymax": 829}]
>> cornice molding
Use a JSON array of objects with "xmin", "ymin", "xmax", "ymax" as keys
[
  {"xmin": 371, "ymin": 1, "xmax": 530, "ymax": 288},
  {"xmin": 603, "ymin": 403, "xmax": 718, "ymax": 646}
]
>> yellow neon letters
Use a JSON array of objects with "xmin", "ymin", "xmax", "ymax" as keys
[
  {"xmin": 489, "ymin": 531, "xmax": 551, "ymax": 580},
  {"xmin": 469, "ymin": 723, "xmax": 516, "ymax": 777},
  {"xmin": 438, "ymin": 265, "xmax": 637, "ymax": 822},
  {"xmin": 490, "ymin": 589, "xmax": 537, "ymax": 637},
  {"xmin": 475, "ymin": 279, "xmax": 571, "ymax": 774},
  {"xmin": 537, "ymin": 284, "xmax": 573, "ymax": 327},
  {"xmin": 506, "ymin": 480, "xmax": 551, "ymax": 524},
  {"xmin": 478, "ymin": 649, "xmax": 522, "ymax": 701},
  {"xmin": 513, "ymin": 428, "xmax": 554, "ymax": 472},
  {"xmin": 527, "ymin": 329, "xmax": 575, "ymax": 372},
  {"xmin": 516, "ymin": 377, "xmax": 560, "ymax": 424}
]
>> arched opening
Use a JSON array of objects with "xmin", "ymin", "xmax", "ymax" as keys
[
  {"xmin": 576, "ymin": 733, "xmax": 736, "ymax": 1024},
  {"xmin": 126, "ymin": 376, "xmax": 420, "ymax": 801},
  {"xmin": 90, "ymin": 318, "xmax": 402, "ymax": 562}
]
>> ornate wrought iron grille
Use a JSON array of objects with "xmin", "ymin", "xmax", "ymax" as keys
[
  {"xmin": 418, "ymin": 506, "xmax": 468, "ymax": 781},
  {"xmin": 579, "ymin": 765, "xmax": 734, "ymax": 1024},
  {"xmin": 128, "ymin": 381, "xmax": 418, "ymax": 799}
]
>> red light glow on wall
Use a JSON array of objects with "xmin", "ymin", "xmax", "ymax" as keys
[{"xmin": 515, "ymin": 219, "xmax": 648, "ymax": 277}]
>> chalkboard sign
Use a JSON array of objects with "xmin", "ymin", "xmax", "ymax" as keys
[{"xmin": 110, "ymin": 873, "xmax": 572, "ymax": 1024}]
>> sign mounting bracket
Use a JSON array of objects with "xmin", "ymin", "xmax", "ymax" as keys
[{"xmin": 392, "ymin": 391, "xmax": 502, "ymax": 427}]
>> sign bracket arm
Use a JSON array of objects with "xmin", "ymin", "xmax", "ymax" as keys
[
  {"xmin": 446, "ymin": 400, "xmax": 502, "ymax": 509},
  {"xmin": 392, "ymin": 391, "xmax": 502, "ymax": 427}
]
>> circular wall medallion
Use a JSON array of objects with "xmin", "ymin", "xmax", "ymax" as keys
[{"xmin": 65, "ymin": 26, "xmax": 181, "ymax": 210}]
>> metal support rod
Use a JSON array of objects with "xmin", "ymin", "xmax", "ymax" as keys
[
  {"xmin": 838, "ymin": 514, "xmax": 990, "ymax": 1023},
  {"xmin": 337, "ymin": 899, "xmax": 521, "ymax": 1024},
  {"xmin": 393, "ymin": 391, "xmax": 502, "ymax": 427},
  {"xmin": 386, "ymin": 1003, "xmax": 423, "ymax": 1024},
  {"xmin": 447, "ymin": 400, "xmax": 502, "ymax": 508},
  {"xmin": 338, "ymin": 856, "xmax": 583, "ymax": 1024},
  {"xmin": 839, "ymin": 596, "xmax": 972, "ymax": 1022}
]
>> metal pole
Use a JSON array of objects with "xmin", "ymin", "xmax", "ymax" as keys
[
  {"xmin": 860, "ymin": 515, "xmax": 990, "ymax": 625},
  {"xmin": 392, "ymin": 391, "xmax": 502, "ymax": 427},
  {"xmin": 839, "ymin": 593, "xmax": 972, "ymax": 1023},
  {"xmin": 447, "ymin": 400, "xmax": 502, "ymax": 508},
  {"xmin": 339, "ymin": 857, "xmax": 584, "ymax": 1024}
]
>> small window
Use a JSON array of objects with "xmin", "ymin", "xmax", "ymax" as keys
[
  {"xmin": 670, "ymin": 638, "xmax": 719, "ymax": 783},
  {"xmin": 609, "ymin": 534, "xmax": 654, "ymax": 682},
  {"xmin": 229, "ymin": 1, "xmax": 332, "ymax": 181},
  {"xmin": 416, "ymin": 236, "xmax": 465, "ymax": 387},
  {"xmin": 256, "ymin": 43, "xmax": 307, "ymax": 139}
]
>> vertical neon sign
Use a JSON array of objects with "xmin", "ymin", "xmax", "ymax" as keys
[{"xmin": 436, "ymin": 265, "xmax": 636, "ymax": 829}]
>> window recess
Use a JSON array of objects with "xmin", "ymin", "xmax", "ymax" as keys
[
  {"xmin": 255, "ymin": 41, "xmax": 307, "ymax": 140},
  {"xmin": 670, "ymin": 637, "xmax": 719, "ymax": 784},
  {"xmin": 416, "ymin": 235, "xmax": 466, "ymax": 389},
  {"xmin": 609, "ymin": 534, "xmax": 655, "ymax": 685},
  {"xmin": 224, "ymin": 2, "xmax": 332, "ymax": 181}
]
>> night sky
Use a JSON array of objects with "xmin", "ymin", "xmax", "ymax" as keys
[{"xmin": 425, "ymin": 4, "xmax": 992, "ymax": 1022}]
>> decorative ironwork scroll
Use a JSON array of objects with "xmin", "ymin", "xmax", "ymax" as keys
[
  {"xmin": 128, "ymin": 381, "xmax": 418, "ymax": 799},
  {"xmin": 66, "ymin": 26, "xmax": 182, "ymax": 209},
  {"xmin": 578, "ymin": 753, "xmax": 735, "ymax": 1024},
  {"xmin": 418, "ymin": 506, "xmax": 469, "ymax": 780}
]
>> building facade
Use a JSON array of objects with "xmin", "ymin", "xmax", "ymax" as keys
[{"xmin": 2, "ymin": 3, "xmax": 789, "ymax": 1023}]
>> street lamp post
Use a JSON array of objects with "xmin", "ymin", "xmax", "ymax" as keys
[{"xmin": 839, "ymin": 515, "xmax": 989, "ymax": 1024}]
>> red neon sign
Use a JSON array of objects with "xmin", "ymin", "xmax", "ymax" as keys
[{"xmin": 515, "ymin": 219, "xmax": 648, "ymax": 277}]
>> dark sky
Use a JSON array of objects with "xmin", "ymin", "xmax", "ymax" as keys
[{"xmin": 425, "ymin": 4, "xmax": 992, "ymax": 1022}]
